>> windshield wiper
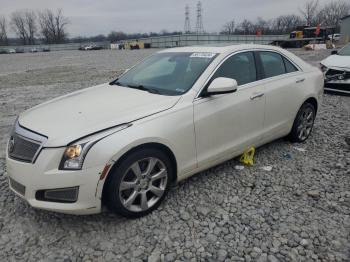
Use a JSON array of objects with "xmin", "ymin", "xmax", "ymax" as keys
[
  {"xmin": 109, "ymin": 79, "xmax": 121, "ymax": 86},
  {"xmin": 110, "ymin": 80, "xmax": 160, "ymax": 94},
  {"xmin": 126, "ymin": 84, "xmax": 160, "ymax": 94}
]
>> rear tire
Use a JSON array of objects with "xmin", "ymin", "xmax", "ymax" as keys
[
  {"xmin": 288, "ymin": 102, "xmax": 316, "ymax": 143},
  {"xmin": 105, "ymin": 148, "xmax": 173, "ymax": 218}
]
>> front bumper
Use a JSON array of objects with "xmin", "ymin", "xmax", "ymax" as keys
[
  {"xmin": 324, "ymin": 80, "xmax": 350, "ymax": 95},
  {"xmin": 6, "ymin": 147, "xmax": 104, "ymax": 215},
  {"xmin": 324, "ymin": 68, "xmax": 350, "ymax": 95}
]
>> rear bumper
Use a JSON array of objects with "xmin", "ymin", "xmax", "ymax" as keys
[{"xmin": 6, "ymin": 147, "xmax": 104, "ymax": 215}]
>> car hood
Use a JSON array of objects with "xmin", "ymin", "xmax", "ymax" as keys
[
  {"xmin": 321, "ymin": 55, "xmax": 350, "ymax": 71},
  {"xmin": 18, "ymin": 83, "xmax": 181, "ymax": 147}
]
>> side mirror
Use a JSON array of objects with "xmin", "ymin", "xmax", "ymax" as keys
[
  {"xmin": 331, "ymin": 50, "xmax": 338, "ymax": 55},
  {"xmin": 205, "ymin": 77, "xmax": 238, "ymax": 96}
]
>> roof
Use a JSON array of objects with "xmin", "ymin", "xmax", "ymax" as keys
[
  {"xmin": 159, "ymin": 44, "xmax": 283, "ymax": 54},
  {"xmin": 341, "ymin": 15, "xmax": 350, "ymax": 20}
]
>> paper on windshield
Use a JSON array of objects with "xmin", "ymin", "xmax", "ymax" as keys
[{"xmin": 190, "ymin": 52, "xmax": 216, "ymax": 59}]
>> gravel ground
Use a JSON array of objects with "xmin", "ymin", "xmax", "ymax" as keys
[{"xmin": 0, "ymin": 48, "xmax": 349, "ymax": 262}]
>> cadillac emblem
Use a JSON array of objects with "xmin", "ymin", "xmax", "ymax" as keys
[{"xmin": 8, "ymin": 136, "xmax": 15, "ymax": 153}]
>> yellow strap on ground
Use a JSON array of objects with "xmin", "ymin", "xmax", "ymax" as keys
[{"xmin": 240, "ymin": 147, "xmax": 255, "ymax": 166}]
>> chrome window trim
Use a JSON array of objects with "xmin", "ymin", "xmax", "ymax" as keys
[{"xmin": 194, "ymin": 48, "xmax": 302, "ymax": 100}]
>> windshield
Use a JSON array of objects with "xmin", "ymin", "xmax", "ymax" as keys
[
  {"xmin": 115, "ymin": 52, "xmax": 217, "ymax": 95},
  {"xmin": 338, "ymin": 44, "xmax": 350, "ymax": 56}
]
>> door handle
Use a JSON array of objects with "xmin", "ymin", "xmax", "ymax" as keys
[
  {"xmin": 296, "ymin": 78, "xmax": 305, "ymax": 83},
  {"xmin": 250, "ymin": 93, "xmax": 264, "ymax": 100}
]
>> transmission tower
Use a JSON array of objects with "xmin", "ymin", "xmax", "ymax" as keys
[
  {"xmin": 195, "ymin": 1, "xmax": 204, "ymax": 34},
  {"xmin": 184, "ymin": 5, "xmax": 191, "ymax": 34}
]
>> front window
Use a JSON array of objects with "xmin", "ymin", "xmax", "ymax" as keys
[
  {"xmin": 212, "ymin": 51, "xmax": 257, "ymax": 86},
  {"xmin": 116, "ymin": 52, "xmax": 217, "ymax": 96},
  {"xmin": 338, "ymin": 44, "xmax": 350, "ymax": 56}
]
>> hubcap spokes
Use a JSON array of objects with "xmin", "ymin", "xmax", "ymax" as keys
[
  {"xmin": 297, "ymin": 108, "xmax": 314, "ymax": 141},
  {"xmin": 119, "ymin": 157, "xmax": 167, "ymax": 212}
]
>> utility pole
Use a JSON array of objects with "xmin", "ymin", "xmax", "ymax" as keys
[
  {"xmin": 184, "ymin": 5, "xmax": 191, "ymax": 34},
  {"xmin": 195, "ymin": 1, "xmax": 204, "ymax": 34}
]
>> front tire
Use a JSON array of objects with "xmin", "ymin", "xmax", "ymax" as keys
[
  {"xmin": 105, "ymin": 148, "xmax": 172, "ymax": 218},
  {"xmin": 288, "ymin": 102, "xmax": 316, "ymax": 143}
]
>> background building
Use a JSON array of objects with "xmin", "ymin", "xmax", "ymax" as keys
[{"xmin": 340, "ymin": 15, "xmax": 350, "ymax": 44}]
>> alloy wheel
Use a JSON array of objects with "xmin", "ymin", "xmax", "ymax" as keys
[
  {"xmin": 297, "ymin": 106, "xmax": 314, "ymax": 141},
  {"xmin": 118, "ymin": 157, "xmax": 168, "ymax": 212}
]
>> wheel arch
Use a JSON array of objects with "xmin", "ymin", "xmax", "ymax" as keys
[
  {"xmin": 287, "ymin": 96, "xmax": 318, "ymax": 142},
  {"xmin": 101, "ymin": 142, "xmax": 178, "ymax": 204},
  {"xmin": 304, "ymin": 97, "xmax": 318, "ymax": 114}
]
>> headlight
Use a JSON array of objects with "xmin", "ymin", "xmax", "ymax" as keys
[
  {"xmin": 60, "ymin": 142, "xmax": 93, "ymax": 170},
  {"xmin": 59, "ymin": 124, "xmax": 131, "ymax": 170}
]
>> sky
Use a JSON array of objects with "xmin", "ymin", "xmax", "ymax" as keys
[{"xmin": 0, "ymin": 0, "xmax": 332, "ymax": 37}]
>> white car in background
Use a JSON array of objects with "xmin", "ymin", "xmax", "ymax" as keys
[
  {"xmin": 6, "ymin": 44, "xmax": 323, "ymax": 217},
  {"xmin": 328, "ymin": 34, "xmax": 341, "ymax": 42},
  {"xmin": 321, "ymin": 43, "xmax": 350, "ymax": 95}
]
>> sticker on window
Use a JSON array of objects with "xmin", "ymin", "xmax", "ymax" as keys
[{"xmin": 190, "ymin": 52, "xmax": 216, "ymax": 59}]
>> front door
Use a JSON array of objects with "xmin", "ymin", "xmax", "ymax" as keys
[{"xmin": 193, "ymin": 51, "xmax": 265, "ymax": 168}]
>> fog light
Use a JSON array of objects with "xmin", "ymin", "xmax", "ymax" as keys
[{"xmin": 36, "ymin": 187, "xmax": 79, "ymax": 203}]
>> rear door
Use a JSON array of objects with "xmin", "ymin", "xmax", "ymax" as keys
[{"xmin": 257, "ymin": 51, "xmax": 305, "ymax": 141}]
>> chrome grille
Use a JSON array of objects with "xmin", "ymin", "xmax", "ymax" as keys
[
  {"xmin": 8, "ymin": 133, "xmax": 41, "ymax": 162},
  {"xmin": 8, "ymin": 121, "xmax": 47, "ymax": 163}
]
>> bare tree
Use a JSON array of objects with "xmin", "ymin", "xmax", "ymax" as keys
[
  {"xmin": 318, "ymin": 1, "xmax": 350, "ymax": 30},
  {"xmin": 253, "ymin": 17, "xmax": 272, "ymax": 34},
  {"xmin": 221, "ymin": 20, "xmax": 235, "ymax": 35},
  {"xmin": 38, "ymin": 9, "xmax": 54, "ymax": 43},
  {"xmin": 38, "ymin": 9, "xmax": 68, "ymax": 44},
  {"xmin": 11, "ymin": 11, "xmax": 28, "ymax": 44},
  {"xmin": 271, "ymin": 15, "xmax": 303, "ymax": 34},
  {"xmin": 299, "ymin": 0, "xmax": 319, "ymax": 26},
  {"xmin": 10, "ymin": 10, "xmax": 37, "ymax": 45},
  {"xmin": 25, "ymin": 10, "xmax": 37, "ymax": 45},
  {"xmin": 0, "ymin": 15, "xmax": 8, "ymax": 45},
  {"xmin": 55, "ymin": 9, "xmax": 68, "ymax": 43},
  {"xmin": 236, "ymin": 19, "xmax": 254, "ymax": 35}
]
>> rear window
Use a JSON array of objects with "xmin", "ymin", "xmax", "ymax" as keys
[
  {"xmin": 283, "ymin": 57, "xmax": 298, "ymax": 73},
  {"xmin": 259, "ymin": 52, "xmax": 285, "ymax": 78}
]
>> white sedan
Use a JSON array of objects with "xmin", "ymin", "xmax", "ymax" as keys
[
  {"xmin": 6, "ymin": 44, "xmax": 324, "ymax": 217},
  {"xmin": 321, "ymin": 43, "xmax": 350, "ymax": 95}
]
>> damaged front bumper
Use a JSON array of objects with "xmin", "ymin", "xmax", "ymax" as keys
[{"xmin": 324, "ymin": 67, "xmax": 350, "ymax": 95}]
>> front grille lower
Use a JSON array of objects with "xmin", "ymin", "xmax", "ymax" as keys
[
  {"xmin": 35, "ymin": 187, "xmax": 79, "ymax": 203},
  {"xmin": 325, "ymin": 69, "xmax": 350, "ymax": 81},
  {"xmin": 9, "ymin": 178, "xmax": 26, "ymax": 196},
  {"xmin": 8, "ymin": 133, "xmax": 41, "ymax": 163}
]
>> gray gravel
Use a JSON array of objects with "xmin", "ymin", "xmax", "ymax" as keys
[{"xmin": 0, "ymin": 48, "xmax": 350, "ymax": 261}]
